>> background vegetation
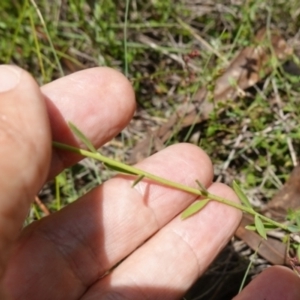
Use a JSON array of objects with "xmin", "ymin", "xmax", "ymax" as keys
[{"xmin": 1, "ymin": 0, "xmax": 300, "ymax": 298}]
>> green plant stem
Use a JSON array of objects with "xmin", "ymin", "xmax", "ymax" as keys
[
  {"xmin": 30, "ymin": 0, "xmax": 64, "ymax": 77},
  {"xmin": 29, "ymin": 11, "xmax": 46, "ymax": 80},
  {"xmin": 5, "ymin": 0, "xmax": 28, "ymax": 63},
  {"xmin": 123, "ymin": 0, "xmax": 130, "ymax": 77},
  {"xmin": 52, "ymin": 141, "xmax": 292, "ymax": 233}
]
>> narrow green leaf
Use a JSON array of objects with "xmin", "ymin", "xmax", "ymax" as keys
[
  {"xmin": 181, "ymin": 199, "xmax": 210, "ymax": 219},
  {"xmin": 232, "ymin": 180, "xmax": 253, "ymax": 210},
  {"xmin": 104, "ymin": 162, "xmax": 137, "ymax": 175},
  {"xmin": 287, "ymin": 225, "xmax": 300, "ymax": 233},
  {"xmin": 295, "ymin": 210, "xmax": 300, "ymax": 228},
  {"xmin": 132, "ymin": 175, "xmax": 145, "ymax": 187},
  {"xmin": 245, "ymin": 225, "xmax": 256, "ymax": 231},
  {"xmin": 297, "ymin": 244, "xmax": 300, "ymax": 262},
  {"xmin": 246, "ymin": 222, "xmax": 277, "ymax": 231},
  {"xmin": 69, "ymin": 122, "xmax": 97, "ymax": 153},
  {"xmin": 196, "ymin": 180, "xmax": 208, "ymax": 196},
  {"xmin": 55, "ymin": 171, "xmax": 67, "ymax": 186},
  {"xmin": 238, "ymin": 241, "xmax": 262, "ymax": 293},
  {"xmin": 254, "ymin": 215, "xmax": 267, "ymax": 239}
]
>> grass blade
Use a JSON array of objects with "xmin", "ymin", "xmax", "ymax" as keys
[
  {"xmin": 181, "ymin": 199, "xmax": 210, "ymax": 219},
  {"xmin": 297, "ymin": 244, "xmax": 300, "ymax": 262},
  {"xmin": 29, "ymin": 0, "xmax": 64, "ymax": 76},
  {"xmin": 238, "ymin": 241, "xmax": 262, "ymax": 293},
  {"xmin": 123, "ymin": 0, "xmax": 130, "ymax": 76}
]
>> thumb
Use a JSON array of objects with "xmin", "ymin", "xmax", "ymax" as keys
[{"xmin": 0, "ymin": 66, "xmax": 51, "ymax": 277}]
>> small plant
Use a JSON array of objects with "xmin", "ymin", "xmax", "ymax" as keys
[{"xmin": 53, "ymin": 123, "xmax": 300, "ymax": 259}]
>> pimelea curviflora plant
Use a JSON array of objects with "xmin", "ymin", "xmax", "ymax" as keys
[{"xmin": 53, "ymin": 122, "xmax": 300, "ymax": 277}]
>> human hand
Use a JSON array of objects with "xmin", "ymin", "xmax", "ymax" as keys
[{"xmin": 0, "ymin": 65, "xmax": 299, "ymax": 299}]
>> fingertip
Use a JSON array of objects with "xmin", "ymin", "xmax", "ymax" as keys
[
  {"xmin": 82, "ymin": 67, "xmax": 136, "ymax": 128},
  {"xmin": 235, "ymin": 266, "xmax": 300, "ymax": 300},
  {"xmin": 42, "ymin": 66, "xmax": 136, "ymax": 132},
  {"xmin": 0, "ymin": 64, "xmax": 51, "ymax": 182},
  {"xmin": 0, "ymin": 65, "xmax": 43, "ymax": 100},
  {"xmin": 95, "ymin": 67, "xmax": 136, "ymax": 121}
]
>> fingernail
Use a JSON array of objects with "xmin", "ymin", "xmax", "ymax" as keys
[{"xmin": 0, "ymin": 65, "xmax": 21, "ymax": 93}]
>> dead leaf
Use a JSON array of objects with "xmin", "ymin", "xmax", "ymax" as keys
[
  {"xmin": 129, "ymin": 28, "xmax": 293, "ymax": 164},
  {"xmin": 267, "ymin": 163, "xmax": 300, "ymax": 221}
]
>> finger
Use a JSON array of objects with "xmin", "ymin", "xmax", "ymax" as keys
[
  {"xmin": 0, "ymin": 66, "xmax": 51, "ymax": 277},
  {"xmin": 40, "ymin": 67, "xmax": 136, "ymax": 179},
  {"xmin": 82, "ymin": 183, "xmax": 241, "ymax": 300},
  {"xmin": 4, "ymin": 144, "xmax": 214, "ymax": 299},
  {"xmin": 233, "ymin": 266, "xmax": 300, "ymax": 300}
]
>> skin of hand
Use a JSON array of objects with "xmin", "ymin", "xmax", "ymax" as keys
[{"xmin": 0, "ymin": 65, "xmax": 299, "ymax": 300}]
